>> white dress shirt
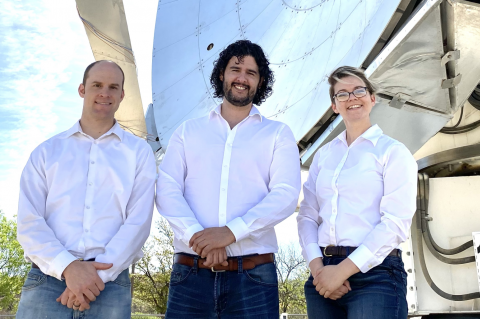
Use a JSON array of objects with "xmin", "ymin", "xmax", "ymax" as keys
[
  {"xmin": 156, "ymin": 105, "xmax": 301, "ymax": 256},
  {"xmin": 297, "ymin": 125, "xmax": 417, "ymax": 273},
  {"xmin": 17, "ymin": 121, "xmax": 156, "ymax": 282}
]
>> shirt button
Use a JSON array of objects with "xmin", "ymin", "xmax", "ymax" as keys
[
  {"xmin": 85, "ymin": 229, "xmax": 89, "ymax": 233},
  {"xmin": 91, "ymin": 161, "xmax": 95, "ymax": 164},
  {"xmin": 228, "ymin": 143, "xmax": 232, "ymax": 147},
  {"xmin": 333, "ymin": 208, "xmax": 336, "ymax": 213},
  {"xmin": 86, "ymin": 206, "xmax": 90, "ymax": 209},
  {"xmin": 331, "ymin": 227, "xmax": 334, "ymax": 231},
  {"xmin": 368, "ymin": 264, "xmax": 373, "ymax": 268},
  {"xmin": 94, "ymin": 141, "xmax": 98, "ymax": 144},
  {"xmin": 88, "ymin": 183, "xmax": 92, "ymax": 186},
  {"xmin": 223, "ymin": 165, "xmax": 228, "ymax": 168}
]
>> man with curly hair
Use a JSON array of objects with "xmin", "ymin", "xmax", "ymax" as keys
[{"xmin": 156, "ymin": 40, "xmax": 301, "ymax": 318}]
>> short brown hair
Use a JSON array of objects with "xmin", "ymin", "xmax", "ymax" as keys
[
  {"xmin": 328, "ymin": 66, "xmax": 376, "ymax": 103},
  {"xmin": 82, "ymin": 60, "xmax": 125, "ymax": 90}
]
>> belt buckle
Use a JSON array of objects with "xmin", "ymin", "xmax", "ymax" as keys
[
  {"xmin": 323, "ymin": 244, "xmax": 335, "ymax": 257},
  {"xmin": 211, "ymin": 267, "xmax": 226, "ymax": 273}
]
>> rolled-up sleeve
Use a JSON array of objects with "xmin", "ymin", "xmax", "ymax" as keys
[{"xmin": 348, "ymin": 143, "xmax": 418, "ymax": 273}]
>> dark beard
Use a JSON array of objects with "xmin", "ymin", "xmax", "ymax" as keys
[{"xmin": 223, "ymin": 81, "xmax": 256, "ymax": 107}]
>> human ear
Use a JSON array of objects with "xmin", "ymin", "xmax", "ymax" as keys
[
  {"xmin": 78, "ymin": 84, "xmax": 85, "ymax": 98},
  {"xmin": 331, "ymin": 102, "xmax": 339, "ymax": 114}
]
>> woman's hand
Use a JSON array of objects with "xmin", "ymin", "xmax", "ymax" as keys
[
  {"xmin": 327, "ymin": 280, "xmax": 351, "ymax": 300},
  {"xmin": 313, "ymin": 258, "xmax": 359, "ymax": 298},
  {"xmin": 309, "ymin": 257, "xmax": 324, "ymax": 278}
]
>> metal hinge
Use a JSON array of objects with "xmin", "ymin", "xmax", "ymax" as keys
[
  {"xmin": 441, "ymin": 74, "xmax": 462, "ymax": 89},
  {"xmin": 441, "ymin": 50, "xmax": 460, "ymax": 66},
  {"xmin": 389, "ymin": 93, "xmax": 410, "ymax": 109}
]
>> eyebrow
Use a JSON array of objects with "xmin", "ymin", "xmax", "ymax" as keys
[
  {"xmin": 91, "ymin": 81, "xmax": 120, "ymax": 88},
  {"xmin": 229, "ymin": 65, "xmax": 258, "ymax": 75},
  {"xmin": 336, "ymin": 86, "xmax": 365, "ymax": 92}
]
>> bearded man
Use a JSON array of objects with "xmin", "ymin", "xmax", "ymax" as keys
[{"xmin": 156, "ymin": 40, "xmax": 301, "ymax": 318}]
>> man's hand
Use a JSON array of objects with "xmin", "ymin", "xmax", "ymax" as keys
[
  {"xmin": 202, "ymin": 248, "xmax": 229, "ymax": 268},
  {"xmin": 189, "ymin": 227, "xmax": 236, "ymax": 257},
  {"xmin": 56, "ymin": 287, "xmax": 91, "ymax": 311},
  {"xmin": 313, "ymin": 259, "xmax": 359, "ymax": 298},
  {"xmin": 62, "ymin": 260, "xmax": 113, "ymax": 310}
]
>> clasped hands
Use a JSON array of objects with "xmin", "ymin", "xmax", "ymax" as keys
[
  {"xmin": 189, "ymin": 226, "xmax": 236, "ymax": 267},
  {"xmin": 310, "ymin": 257, "xmax": 359, "ymax": 300},
  {"xmin": 55, "ymin": 260, "xmax": 113, "ymax": 311}
]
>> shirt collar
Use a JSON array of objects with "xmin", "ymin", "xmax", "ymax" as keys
[
  {"xmin": 337, "ymin": 124, "xmax": 383, "ymax": 146},
  {"xmin": 209, "ymin": 104, "xmax": 263, "ymax": 122},
  {"xmin": 65, "ymin": 120, "xmax": 124, "ymax": 141}
]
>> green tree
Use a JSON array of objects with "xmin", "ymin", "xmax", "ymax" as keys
[
  {"xmin": 0, "ymin": 211, "xmax": 29, "ymax": 313},
  {"xmin": 276, "ymin": 243, "xmax": 309, "ymax": 314},
  {"xmin": 131, "ymin": 218, "xmax": 174, "ymax": 314}
]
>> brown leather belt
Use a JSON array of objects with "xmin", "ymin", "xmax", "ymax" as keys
[
  {"xmin": 31, "ymin": 258, "xmax": 95, "ymax": 269},
  {"xmin": 174, "ymin": 253, "xmax": 274, "ymax": 272},
  {"xmin": 320, "ymin": 246, "xmax": 401, "ymax": 258}
]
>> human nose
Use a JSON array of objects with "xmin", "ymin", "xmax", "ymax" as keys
[
  {"xmin": 98, "ymin": 87, "xmax": 110, "ymax": 97},
  {"xmin": 347, "ymin": 92, "xmax": 358, "ymax": 101},
  {"xmin": 235, "ymin": 72, "xmax": 248, "ymax": 83}
]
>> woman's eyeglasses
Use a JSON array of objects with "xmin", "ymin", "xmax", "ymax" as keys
[{"xmin": 333, "ymin": 87, "xmax": 368, "ymax": 102}]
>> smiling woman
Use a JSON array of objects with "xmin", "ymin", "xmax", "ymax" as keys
[{"xmin": 297, "ymin": 67, "xmax": 418, "ymax": 319}]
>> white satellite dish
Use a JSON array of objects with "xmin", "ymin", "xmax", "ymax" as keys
[{"xmin": 149, "ymin": 0, "xmax": 403, "ymax": 148}]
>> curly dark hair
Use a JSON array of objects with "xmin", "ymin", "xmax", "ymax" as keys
[{"xmin": 210, "ymin": 40, "xmax": 274, "ymax": 106}]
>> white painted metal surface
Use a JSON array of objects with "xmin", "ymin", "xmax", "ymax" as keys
[
  {"xmin": 400, "ymin": 231, "xmax": 419, "ymax": 314},
  {"xmin": 151, "ymin": 0, "xmax": 402, "ymax": 147},
  {"xmin": 473, "ymin": 232, "xmax": 480, "ymax": 296},
  {"xmin": 76, "ymin": 0, "xmax": 147, "ymax": 137},
  {"xmin": 412, "ymin": 177, "xmax": 480, "ymax": 314}
]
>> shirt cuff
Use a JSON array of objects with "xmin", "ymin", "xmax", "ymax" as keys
[
  {"xmin": 226, "ymin": 217, "xmax": 249, "ymax": 242},
  {"xmin": 97, "ymin": 269, "xmax": 116, "ymax": 283},
  {"xmin": 50, "ymin": 250, "xmax": 78, "ymax": 281},
  {"xmin": 182, "ymin": 223, "xmax": 205, "ymax": 246},
  {"xmin": 348, "ymin": 245, "xmax": 379, "ymax": 273},
  {"xmin": 305, "ymin": 243, "xmax": 323, "ymax": 265}
]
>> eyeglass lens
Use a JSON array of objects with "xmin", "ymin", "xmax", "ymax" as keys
[{"xmin": 336, "ymin": 88, "xmax": 367, "ymax": 101}]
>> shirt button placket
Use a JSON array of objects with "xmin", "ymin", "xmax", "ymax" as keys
[{"xmin": 84, "ymin": 139, "xmax": 98, "ymax": 247}]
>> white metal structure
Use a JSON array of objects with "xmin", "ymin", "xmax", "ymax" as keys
[
  {"xmin": 145, "ymin": 0, "xmax": 480, "ymax": 317},
  {"xmin": 76, "ymin": 0, "xmax": 148, "ymax": 138}
]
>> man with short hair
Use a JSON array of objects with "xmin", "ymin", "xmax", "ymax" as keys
[
  {"xmin": 156, "ymin": 40, "xmax": 301, "ymax": 318},
  {"xmin": 16, "ymin": 60, "xmax": 156, "ymax": 318}
]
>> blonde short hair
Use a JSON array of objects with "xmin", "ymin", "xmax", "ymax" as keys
[{"xmin": 328, "ymin": 66, "xmax": 376, "ymax": 103}]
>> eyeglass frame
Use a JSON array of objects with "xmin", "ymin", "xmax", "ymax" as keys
[{"xmin": 333, "ymin": 86, "xmax": 369, "ymax": 102}]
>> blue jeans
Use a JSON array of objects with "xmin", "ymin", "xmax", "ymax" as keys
[
  {"xmin": 166, "ymin": 254, "xmax": 279, "ymax": 319},
  {"xmin": 305, "ymin": 256, "xmax": 408, "ymax": 319},
  {"xmin": 16, "ymin": 267, "xmax": 131, "ymax": 319}
]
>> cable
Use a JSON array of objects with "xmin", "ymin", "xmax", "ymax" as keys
[
  {"xmin": 415, "ymin": 175, "xmax": 480, "ymax": 301},
  {"xmin": 419, "ymin": 174, "xmax": 475, "ymax": 262},
  {"xmin": 445, "ymin": 106, "xmax": 464, "ymax": 129},
  {"xmin": 439, "ymin": 106, "xmax": 480, "ymax": 134}
]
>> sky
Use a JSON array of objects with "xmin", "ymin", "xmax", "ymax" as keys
[{"xmin": 0, "ymin": 0, "xmax": 299, "ymax": 246}]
